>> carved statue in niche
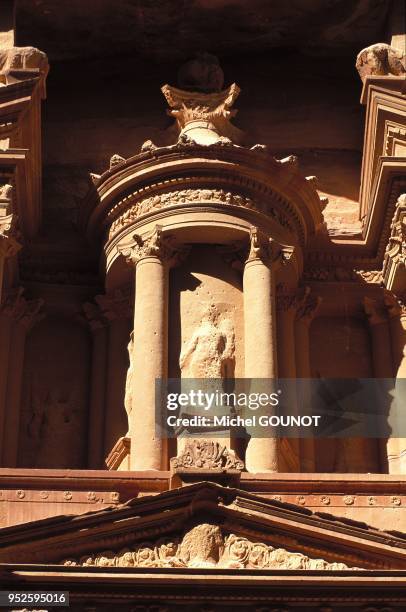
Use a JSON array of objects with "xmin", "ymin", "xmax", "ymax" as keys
[
  {"xmin": 124, "ymin": 331, "xmax": 134, "ymax": 434},
  {"xmin": 26, "ymin": 382, "xmax": 83, "ymax": 468},
  {"xmin": 179, "ymin": 305, "xmax": 235, "ymax": 379}
]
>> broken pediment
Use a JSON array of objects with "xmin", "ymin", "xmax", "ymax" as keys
[{"xmin": 0, "ymin": 482, "xmax": 405, "ymax": 570}]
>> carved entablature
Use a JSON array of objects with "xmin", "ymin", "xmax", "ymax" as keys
[
  {"xmin": 62, "ymin": 523, "xmax": 355, "ymax": 570},
  {"xmin": 81, "ymin": 103, "xmax": 325, "ymax": 267}
]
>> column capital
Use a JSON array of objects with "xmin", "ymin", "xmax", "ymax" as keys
[
  {"xmin": 1, "ymin": 287, "xmax": 44, "ymax": 330},
  {"xmin": 363, "ymin": 296, "xmax": 387, "ymax": 326},
  {"xmin": 245, "ymin": 226, "xmax": 280, "ymax": 266},
  {"xmin": 82, "ymin": 302, "xmax": 108, "ymax": 333},
  {"xmin": 384, "ymin": 289, "xmax": 406, "ymax": 320},
  {"xmin": 295, "ymin": 286, "xmax": 322, "ymax": 325},
  {"xmin": 95, "ymin": 287, "xmax": 132, "ymax": 322},
  {"xmin": 119, "ymin": 225, "xmax": 186, "ymax": 268}
]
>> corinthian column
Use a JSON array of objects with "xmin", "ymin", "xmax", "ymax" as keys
[
  {"xmin": 244, "ymin": 227, "xmax": 279, "ymax": 472},
  {"xmin": 384, "ymin": 291, "xmax": 406, "ymax": 473},
  {"xmin": 120, "ymin": 226, "xmax": 179, "ymax": 471}
]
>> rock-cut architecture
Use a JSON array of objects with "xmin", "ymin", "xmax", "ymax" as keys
[{"xmin": 0, "ymin": 1, "xmax": 405, "ymax": 609}]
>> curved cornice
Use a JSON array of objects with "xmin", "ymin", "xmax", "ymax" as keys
[{"xmin": 80, "ymin": 143, "xmax": 325, "ymax": 248}]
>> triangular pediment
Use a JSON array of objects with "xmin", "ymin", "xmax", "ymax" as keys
[{"xmin": 0, "ymin": 482, "xmax": 405, "ymax": 571}]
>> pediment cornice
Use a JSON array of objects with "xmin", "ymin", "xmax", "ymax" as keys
[{"xmin": 0, "ymin": 482, "xmax": 405, "ymax": 571}]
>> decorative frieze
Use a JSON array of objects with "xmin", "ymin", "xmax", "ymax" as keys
[
  {"xmin": 62, "ymin": 523, "xmax": 354, "ymax": 570},
  {"xmin": 109, "ymin": 186, "xmax": 292, "ymax": 239}
]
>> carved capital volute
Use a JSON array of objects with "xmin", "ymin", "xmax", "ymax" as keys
[
  {"xmin": 245, "ymin": 227, "xmax": 280, "ymax": 267},
  {"xmin": 119, "ymin": 226, "xmax": 187, "ymax": 268}
]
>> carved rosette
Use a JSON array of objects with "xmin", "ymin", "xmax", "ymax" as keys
[
  {"xmin": 118, "ymin": 226, "xmax": 184, "ymax": 267},
  {"xmin": 170, "ymin": 440, "xmax": 244, "ymax": 471},
  {"xmin": 62, "ymin": 524, "xmax": 355, "ymax": 570}
]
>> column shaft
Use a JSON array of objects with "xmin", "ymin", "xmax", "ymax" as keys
[
  {"xmin": 244, "ymin": 250, "xmax": 278, "ymax": 473},
  {"xmin": 131, "ymin": 255, "xmax": 168, "ymax": 470}
]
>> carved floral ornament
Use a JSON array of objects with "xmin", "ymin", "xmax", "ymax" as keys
[
  {"xmin": 118, "ymin": 226, "xmax": 187, "ymax": 267},
  {"xmin": 171, "ymin": 440, "xmax": 244, "ymax": 471},
  {"xmin": 108, "ymin": 185, "xmax": 295, "ymax": 241},
  {"xmin": 63, "ymin": 523, "xmax": 355, "ymax": 570}
]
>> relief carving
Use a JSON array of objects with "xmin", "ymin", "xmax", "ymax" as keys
[
  {"xmin": 171, "ymin": 439, "xmax": 244, "ymax": 471},
  {"xmin": 124, "ymin": 331, "xmax": 134, "ymax": 433},
  {"xmin": 383, "ymin": 194, "xmax": 406, "ymax": 291},
  {"xmin": 26, "ymin": 384, "xmax": 84, "ymax": 468},
  {"xmin": 109, "ymin": 187, "xmax": 292, "ymax": 239},
  {"xmin": 179, "ymin": 305, "xmax": 235, "ymax": 378},
  {"xmin": 356, "ymin": 43, "xmax": 405, "ymax": 81},
  {"xmin": 63, "ymin": 524, "xmax": 355, "ymax": 570}
]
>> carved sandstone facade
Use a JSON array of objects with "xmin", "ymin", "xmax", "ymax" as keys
[{"xmin": 0, "ymin": 2, "xmax": 406, "ymax": 609}]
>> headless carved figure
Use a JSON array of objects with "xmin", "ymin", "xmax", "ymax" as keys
[
  {"xmin": 124, "ymin": 332, "xmax": 134, "ymax": 434},
  {"xmin": 179, "ymin": 307, "xmax": 235, "ymax": 379}
]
